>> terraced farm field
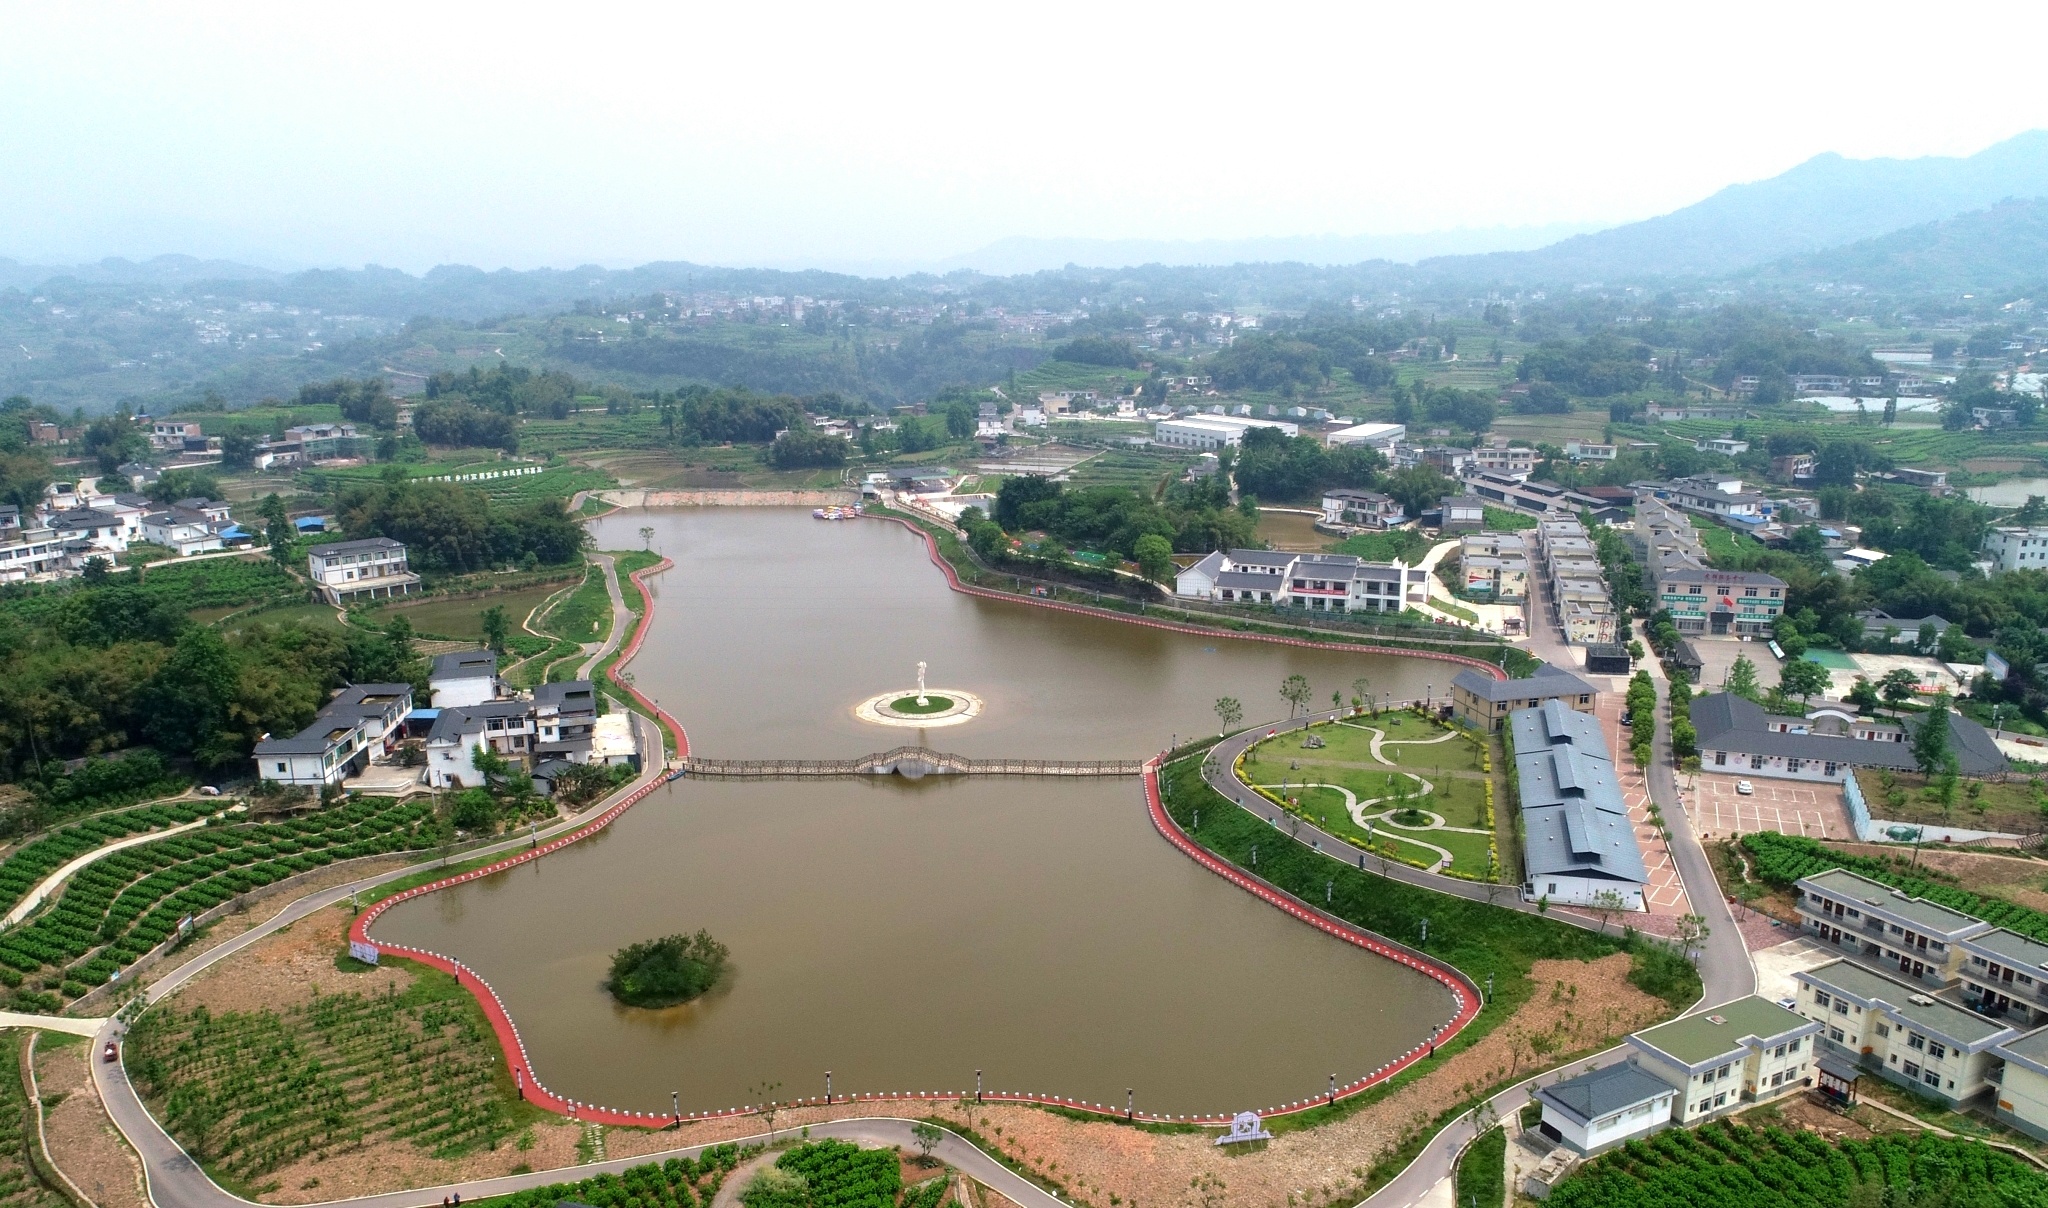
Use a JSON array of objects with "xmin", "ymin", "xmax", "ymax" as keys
[
  {"xmin": 129, "ymin": 961, "xmax": 536, "ymax": 1192},
  {"xmin": 0, "ymin": 798, "xmax": 440, "ymax": 1006}
]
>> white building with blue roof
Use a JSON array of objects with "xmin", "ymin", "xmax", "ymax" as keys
[{"xmin": 1512, "ymin": 699, "xmax": 1649, "ymax": 911}]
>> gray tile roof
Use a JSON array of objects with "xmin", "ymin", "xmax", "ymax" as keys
[
  {"xmin": 1692, "ymin": 692, "xmax": 2007, "ymax": 776},
  {"xmin": 1538, "ymin": 1061, "xmax": 1675, "ymax": 1124},
  {"xmin": 431, "ymin": 650, "xmax": 500, "ymax": 680},
  {"xmin": 1216, "ymin": 571, "xmax": 1284, "ymax": 590},
  {"xmin": 535, "ymin": 681, "xmax": 597, "ymax": 712},
  {"xmin": 1452, "ymin": 663, "xmax": 1597, "ymax": 704},
  {"xmin": 1513, "ymin": 700, "xmax": 1649, "ymax": 886}
]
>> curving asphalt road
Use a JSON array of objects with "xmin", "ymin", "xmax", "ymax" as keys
[{"xmin": 577, "ymin": 552, "xmax": 636, "ymax": 680}]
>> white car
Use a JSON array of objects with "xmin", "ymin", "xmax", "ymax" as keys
[{"xmin": 1735, "ymin": 780, "xmax": 1755, "ymax": 796}]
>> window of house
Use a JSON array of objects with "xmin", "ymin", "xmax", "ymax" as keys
[
  {"xmin": 1752, "ymin": 755, "xmax": 1765, "ymax": 770},
  {"xmin": 1714, "ymin": 752, "xmax": 1727, "ymax": 766},
  {"xmin": 1834, "ymin": 1001, "xmax": 1849, "ymax": 1015},
  {"xmin": 1924, "ymin": 1071, "xmax": 1942, "ymax": 1088},
  {"xmin": 1814, "ymin": 991, "xmax": 1831, "ymax": 1009},
  {"xmin": 1904, "ymin": 1061, "xmax": 1921, "ymax": 1078},
  {"xmin": 1829, "ymin": 1027, "xmax": 1845, "ymax": 1042},
  {"xmin": 1789, "ymin": 1038, "xmax": 1801, "ymax": 1052},
  {"xmin": 1928, "ymin": 1042, "xmax": 1946, "ymax": 1060},
  {"xmin": 275, "ymin": 762, "xmax": 286, "ymax": 773},
  {"xmin": 1908, "ymin": 1033, "xmax": 1925, "ymax": 1050}
]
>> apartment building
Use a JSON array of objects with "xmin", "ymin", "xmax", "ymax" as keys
[
  {"xmin": 308, "ymin": 537, "xmax": 421, "ymax": 605},
  {"xmin": 1793, "ymin": 867, "xmax": 1989, "ymax": 987},
  {"xmin": 1532, "ymin": 518, "xmax": 1618, "ymax": 646},
  {"xmin": 1634, "ymin": 474, "xmax": 1772, "ymax": 522},
  {"xmin": 1627, "ymin": 996, "xmax": 1820, "ymax": 1125},
  {"xmin": 1650, "ymin": 564, "xmax": 1786, "ymax": 636},
  {"xmin": 1959, "ymin": 928, "xmax": 2048, "ymax": 1026},
  {"xmin": 1794, "ymin": 959, "xmax": 2018, "ymax": 1107},
  {"xmin": 1153, "ymin": 416, "xmax": 1298, "ymax": 449},
  {"xmin": 1563, "ymin": 440, "xmax": 1617, "ymax": 462},
  {"xmin": 1457, "ymin": 531, "xmax": 1530, "ymax": 600},
  {"xmin": 1983, "ymin": 525, "xmax": 2048, "ymax": 574},
  {"xmin": 1471, "ymin": 440, "xmax": 1535, "ymax": 478}
]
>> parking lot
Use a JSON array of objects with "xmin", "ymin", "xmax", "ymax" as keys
[{"xmin": 1691, "ymin": 771, "xmax": 1850, "ymax": 839}]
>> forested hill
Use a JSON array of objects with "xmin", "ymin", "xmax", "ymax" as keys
[
  {"xmin": 1744, "ymin": 195, "xmax": 2048, "ymax": 295},
  {"xmin": 1411, "ymin": 129, "xmax": 2048, "ymax": 283}
]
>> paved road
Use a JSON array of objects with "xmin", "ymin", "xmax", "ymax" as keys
[{"xmin": 577, "ymin": 552, "xmax": 635, "ymax": 679}]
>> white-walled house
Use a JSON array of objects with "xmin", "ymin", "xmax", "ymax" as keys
[
  {"xmin": 254, "ymin": 682, "xmax": 413, "ymax": 787},
  {"xmin": 308, "ymin": 537, "xmax": 421, "ymax": 605},
  {"xmin": 1795, "ymin": 958, "xmax": 2019, "ymax": 1107},
  {"xmin": 1533, "ymin": 1060, "xmax": 1677, "ymax": 1155},
  {"xmin": 141, "ymin": 506, "xmax": 225, "ymax": 556},
  {"xmin": 430, "ymin": 649, "xmax": 505, "ymax": 709}
]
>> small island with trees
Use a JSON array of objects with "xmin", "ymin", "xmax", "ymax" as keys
[{"xmin": 606, "ymin": 931, "xmax": 732, "ymax": 1008}]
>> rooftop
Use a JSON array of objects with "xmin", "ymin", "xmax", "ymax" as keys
[
  {"xmin": 1538, "ymin": 1061, "xmax": 1675, "ymax": 1124},
  {"xmin": 1693, "ymin": 693, "xmax": 2006, "ymax": 777},
  {"xmin": 431, "ymin": 650, "xmax": 501, "ymax": 680},
  {"xmin": 1630, "ymin": 997, "xmax": 1816, "ymax": 1066},
  {"xmin": 1800, "ymin": 958, "xmax": 2012, "ymax": 1046},
  {"xmin": 1800, "ymin": 868, "xmax": 1989, "ymax": 936},
  {"xmin": 1513, "ymin": 700, "xmax": 1647, "ymax": 885},
  {"xmin": 1961, "ymin": 927, "xmax": 2048, "ymax": 971},
  {"xmin": 311, "ymin": 537, "xmax": 405, "ymax": 557},
  {"xmin": 1452, "ymin": 663, "xmax": 1596, "ymax": 704}
]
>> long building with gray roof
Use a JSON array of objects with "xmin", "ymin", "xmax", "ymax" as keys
[{"xmin": 1511, "ymin": 698, "xmax": 1649, "ymax": 911}]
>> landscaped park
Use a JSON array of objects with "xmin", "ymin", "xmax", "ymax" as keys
[
  {"xmin": 1237, "ymin": 709, "xmax": 1500, "ymax": 879},
  {"xmin": 6, "ymin": 506, "xmax": 1706, "ymax": 1208}
]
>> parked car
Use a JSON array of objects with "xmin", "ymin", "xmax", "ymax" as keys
[{"xmin": 1736, "ymin": 780, "xmax": 1754, "ymax": 796}]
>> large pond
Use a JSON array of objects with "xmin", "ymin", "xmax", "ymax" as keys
[
  {"xmin": 375, "ymin": 509, "xmax": 1457, "ymax": 1114},
  {"xmin": 1968, "ymin": 477, "xmax": 2048, "ymax": 507}
]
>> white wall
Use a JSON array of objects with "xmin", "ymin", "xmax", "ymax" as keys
[{"xmin": 1527, "ymin": 875, "xmax": 1645, "ymax": 912}]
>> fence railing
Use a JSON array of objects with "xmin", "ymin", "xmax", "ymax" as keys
[{"xmin": 685, "ymin": 746, "xmax": 1142, "ymax": 778}]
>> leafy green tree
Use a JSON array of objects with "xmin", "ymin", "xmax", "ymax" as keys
[
  {"xmin": 140, "ymin": 627, "xmax": 242, "ymax": 769},
  {"xmin": 481, "ymin": 606, "xmax": 509, "ymax": 654},
  {"xmin": 1133, "ymin": 533, "xmax": 1174, "ymax": 583},
  {"xmin": 1778, "ymin": 657, "xmax": 1831, "ymax": 702},
  {"xmin": 1912, "ymin": 691, "xmax": 1953, "ymax": 776},
  {"xmin": 607, "ymin": 931, "xmax": 731, "ymax": 1008},
  {"xmin": 1846, "ymin": 677, "xmax": 1882, "ymax": 714},
  {"xmin": 1279, "ymin": 673, "xmax": 1312, "ymax": 718},
  {"xmin": 1214, "ymin": 696, "xmax": 1243, "ymax": 734},
  {"xmin": 1880, "ymin": 668, "xmax": 1921, "ymax": 707},
  {"xmin": 1725, "ymin": 654, "xmax": 1762, "ymax": 701}
]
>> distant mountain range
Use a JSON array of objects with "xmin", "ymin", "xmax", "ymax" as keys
[
  {"xmin": 9, "ymin": 132, "xmax": 2048, "ymax": 296},
  {"xmin": 922, "ymin": 225, "xmax": 1601, "ymax": 275},
  {"xmin": 1413, "ymin": 130, "xmax": 2048, "ymax": 284}
]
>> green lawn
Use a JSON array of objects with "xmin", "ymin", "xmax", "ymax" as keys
[
  {"xmin": 1481, "ymin": 506, "xmax": 1538, "ymax": 532},
  {"xmin": 362, "ymin": 581, "xmax": 568, "ymax": 641},
  {"xmin": 537, "ymin": 563, "xmax": 611, "ymax": 642},
  {"xmin": 1333, "ymin": 529, "xmax": 1433, "ymax": 563},
  {"xmin": 1240, "ymin": 729, "xmax": 1493, "ymax": 872}
]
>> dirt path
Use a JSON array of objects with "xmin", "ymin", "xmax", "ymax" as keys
[{"xmin": 36, "ymin": 1035, "xmax": 150, "ymax": 1208}]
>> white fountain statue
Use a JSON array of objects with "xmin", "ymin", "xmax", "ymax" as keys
[{"xmin": 916, "ymin": 661, "xmax": 929, "ymax": 707}]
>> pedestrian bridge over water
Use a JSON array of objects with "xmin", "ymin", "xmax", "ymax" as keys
[{"xmin": 679, "ymin": 746, "xmax": 1142, "ymax": 779}]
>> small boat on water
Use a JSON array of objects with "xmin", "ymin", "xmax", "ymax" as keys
[{"xmin": 813, "ymin": 506, "xmax": 863, "ymax": 520}]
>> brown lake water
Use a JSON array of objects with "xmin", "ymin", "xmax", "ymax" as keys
[{"xmin": 375, "ymin": 508, "xmax": 1457, "ymax": 1115}]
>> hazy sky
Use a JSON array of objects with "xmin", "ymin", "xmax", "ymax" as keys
[{"xmin": 3, "ymin": 1, "xmax": 2046, "ymax": 274}]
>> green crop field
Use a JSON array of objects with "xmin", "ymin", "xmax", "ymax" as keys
[
  {"xmin": 0, "ymin": 800, "xmax": 215, "ymax": 918},
  {"xmin": 0, "ymin": 798, "xmax": 440, "ymax": 1007},
  {"xmin": 363, "ymin": 582, "xmax": 568, "ymax": 641},
  {"xmin": 468, "ymin": 1144, "xmax": 758, "ymax": 1208},
  {"xmin": 0, "ymin": 1032, "xmax": 63, "ymax": 1208},
  {"xmin": 129, "ymin": 958, "xmax": 544, "ymax": 1192}
]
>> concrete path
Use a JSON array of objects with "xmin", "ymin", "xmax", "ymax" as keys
[
  {"xmin": 577, "ymin": 552, "xmax": 634, "ymax": 680},
  {"xmin": 3, "ymin": 809, "xmax": 233, "ymax": 926},
  {"xmin": 0, "ymin": 1011, "xmax": 103, "ymax": 1036}
]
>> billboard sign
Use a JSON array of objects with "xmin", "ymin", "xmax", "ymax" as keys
[{"xmin": 348, "ymin": 940, "xmax": 380, "ymax": 966}]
